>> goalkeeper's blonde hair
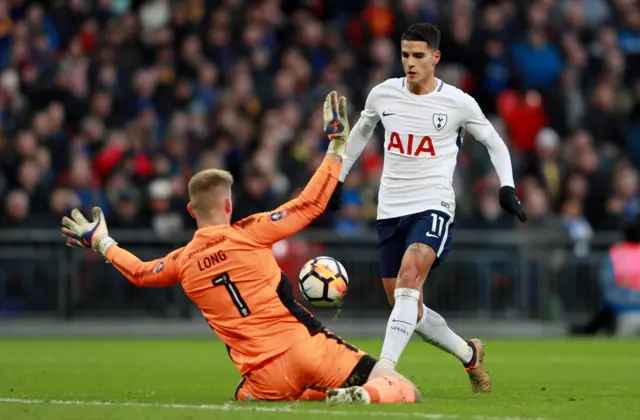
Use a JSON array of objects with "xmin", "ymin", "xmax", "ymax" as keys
[{"xmin": 188, "ymin": 169, "xmax": 234, "ymax": 214}]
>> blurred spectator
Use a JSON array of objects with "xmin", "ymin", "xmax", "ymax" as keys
[
  {"xmin": 0, "ymin": 0, "xmax": 637, "ymax": 238},
  {"xmin": 3, "ymin": 189, "xmax": 31, "ymax": 227},
  {"xmin": 602, "ymin": 165, "xmax": 640, "ymax": 230},
  {"xmin": 497, "ymin": 90, "xmax": 547, "ymax": 154},
  {"xmin": 462, "ymin": 172, "xmax": 514, "ymax": 230},
  {"xmin": 476, "ymin": 36, "xmax": 510, "ymax": 113},
  {"xmin": 583, "ymin": 82, "xmax": 629, "ymax": 150},
  {"xmin": 148, "ymin": 177, "xmax": 183, "ymax": 237},
  {"xmin": 527, "ymin": 128, "xmax": 564, "ymax": 207},
  {"xmin": 334, "ymin": 168, "xmax": 366, "ymax": 235},
  {"xmin": 511, "ymin": 26, "xmax": 564, "ymax": 91},
  {"xmin": 107, "ymin": 181, "xmax": 146, "ymax": 230},
  {"xmin": 521, "ymin": 185, "xmax": 557, "ymax": 229},
  {"xmin": 335, "ymin": 190, "xmax": 366, "ymax": 235},
  {"xmin": 560, "ymin": 198, "xmax": 593, "ymax": 257},
  {"xmin": 232, "ymin": 165, "xmax": 278, "ymax": 222},
  {"xmin": 557, "ymin": 68, "xmax": 586, "ymax": 135}
]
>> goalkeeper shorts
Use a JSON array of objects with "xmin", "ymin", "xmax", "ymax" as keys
[{"xmin": 233, "ymin": 330, "xmax": 377, "ymax": 402}]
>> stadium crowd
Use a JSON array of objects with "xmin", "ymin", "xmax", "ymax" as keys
[{"xmin": 1, "ymin": 0, "xmax": 640, "ymax": 239}]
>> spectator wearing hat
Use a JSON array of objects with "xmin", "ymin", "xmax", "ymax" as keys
[{"xmin": 148, "ymin": 178, "xmax": 182, "ymax": 237}]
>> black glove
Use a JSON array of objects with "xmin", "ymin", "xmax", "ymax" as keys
[
  {"xmin": 499, "ymin": 186, "xmax": 527, "ymax": 223},
  {"xmin": 327, "ymin": 181, "xmax": 344, "ymax": 211}
]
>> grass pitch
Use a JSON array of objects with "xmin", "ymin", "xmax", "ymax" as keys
[{"xmin": 0, "ymin": 338, "xmax": 638, "ymax": 419}]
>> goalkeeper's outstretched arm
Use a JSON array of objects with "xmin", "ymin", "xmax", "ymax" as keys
[
  {"xmin": 238, "ymin": 91, "xmax": 351, "ymax": 246},
  {"xmin": 105, "ymin": 246, "xmax": 183, "ymax": 287},
  {"xmin": 61, "ymin": 207, "xmax": 182, "ymax": 287},
  {"xmin": 238, "ymin": 156, "xmax": 341, "ymax": 246}
]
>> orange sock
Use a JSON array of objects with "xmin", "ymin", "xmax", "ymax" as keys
[
  {"xmin": 298, "ymin": 389, "xmax": 326, "ymax": 401},
  {"xmin": 362, "ymin": 376, "xmax": 416, "ymax": 404}
]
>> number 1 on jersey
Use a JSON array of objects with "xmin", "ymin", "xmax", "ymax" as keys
[{"xmin": 212, "ymin": 273, "xmax": 251, "ymax": 317}]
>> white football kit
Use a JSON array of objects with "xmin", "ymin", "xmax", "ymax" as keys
[
  {"xmin": 344, "ymin": 78, "xmax": 504, "ymax": 384},
  {"xmin": 340, "ymin": 77, "xmax": 515, "ymax": 221}
]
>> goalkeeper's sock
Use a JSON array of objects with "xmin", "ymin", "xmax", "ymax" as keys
[
  {"xmin": 415, "ymin": 304, "xmax": 473, "ymax": 364},
  {"xmin": 363, "ymin": 376, "xmax": 416, "ymax": 404},
  {"xmin": 327, "ymin": 376, "xmax": 415, "ymax": 404},
  {"xmin": 379, "ymin": 288, "xmax": 420, "ymax": 368}
]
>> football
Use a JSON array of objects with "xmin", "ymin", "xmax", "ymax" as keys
[{"xmin": 298, "ymin": 256, "xmax": 349, "ymax": 307}]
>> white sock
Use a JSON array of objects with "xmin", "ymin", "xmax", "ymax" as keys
[
  {"xmin": 415, "ymin": 304, "xmax": 473, "ymax": 365},
  {"xmin": 379, "ymin": 288, "xmax": 421, "ymax": 368}
]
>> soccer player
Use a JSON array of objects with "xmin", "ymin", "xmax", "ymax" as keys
[
  {"xmin": 60, "ymin": 92, "xmax": 419, "ymax": 405},
  {"xmin": 328, "ymin": 24, "xmax": 527, "ymax": 393}
]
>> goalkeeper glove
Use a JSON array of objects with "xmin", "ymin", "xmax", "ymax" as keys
[
  {"xmin": 61, "ymin": 207, "xmax": 118, "ymax": 256},
  {"xmin": 323, "ymin": 91, "xmax": 350, "ymax": 157},
  {"xmin": 499, "ymin": 186, "xmax": 527, "ymax": 223}
]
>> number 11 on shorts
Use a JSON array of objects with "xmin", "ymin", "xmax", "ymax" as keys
[{"xmin": 430, "ymin": 213, "xmax": 445, "ymax": 237}]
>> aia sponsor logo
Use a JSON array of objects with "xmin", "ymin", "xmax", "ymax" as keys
[{"xmin": 387, "ymin": 132, "xmax": 435, "ymax": 156}]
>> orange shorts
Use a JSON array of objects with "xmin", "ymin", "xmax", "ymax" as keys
[{"xmin": 234, "ymin": 330, "xmax": 377, "ymax": 401}]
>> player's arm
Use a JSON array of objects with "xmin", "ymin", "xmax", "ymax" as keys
[
  {"xmin": 328, "ymin": 86, "xmax": 381, "ymax": 210},
  {"xmin": 238, "ymin": 92, "xmax": 350, "ymax": 245},
  {"xmin": 340, "ymin": 87, "xmax": 381, "ymax": 181},
  {"xmin": 104, "ymin": 245, "xmax": 182, "ymax": 287},
  {"xmin": 60, "ymin": 207, "xmax": 182, "ymax": 287},
  {"xmin": 459, "ymin": 93, "xmax": 527, "ymax": 222}
]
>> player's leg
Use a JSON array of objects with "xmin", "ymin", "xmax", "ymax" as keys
[
  {"xmin": 298, "ymin": 389, "xmax": 326, "ymax": 401},
  {"xmin": 305, "ymin": 330, "xmax": 418, "ymax": 404},
  {"xmin": 377, "ymin": 211, "xmax": 489, "ymax": 392},
  {"xmin": 358, "ymin": 360, "xmax": 420, "ymax": 404},
  {"xmin": 382, "ymin": 277, "xmax": 397, "ymax": 306},
  {"xmin": 382, "ymin": 286, "xmax": 490, "ymax": 392},
  {"xmin": 412, "ymin": 226, "xmax": 472, "ymax": 360},
  {"xmin": 234, "ymin": 371, "xmax": 307, "ymax": 402},
  {"xmin": 376, "ymin": 217, "xmax": 420, "ymax": 368},
  {"xmin": 384, "ymin": 277, "xmax": 430, "ymax": 321},
  {"xmin": 326, "ymin": 355, "xmax": 420, "ymax": 404},
  {"xmin": 407, "ymin": 213, "xmax": 491, "ymax": 393},
  {"xmin": 327, "ymin": 370, "xmax": 419, "ymax": 404},
  {"xmin": 377, "ymin": 217, "xmax": 404, "ymax": 309},
  {"xmin": 378, "ymin": 240, "xmax": 432, "ymax": 368},
  {"xmin": 382, "ymin": 268, "xmax": 489, "ymax": 392},
  {"xmin": 233, "ymin": 345, "xmax": 309, "ymax": 402},
  {"xmin": 415, "ymin": 305, "xmax": 490, "ymax": 392}
]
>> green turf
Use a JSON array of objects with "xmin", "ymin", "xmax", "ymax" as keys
[{"xmin": 0, "ymin": 338, "xmax": 639, "ymax": 419}]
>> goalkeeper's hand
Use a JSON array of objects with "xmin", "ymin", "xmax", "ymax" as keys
[
  {"xmin": 61, "ymin": 207, "xmax": 118, "ymax": 256},
  {"xmin": 323, "ymin": 91, "xmax": 350, "ymax": 157},
  {"xmin": 499, "ymin": 186, "xmax": 527, "ymax": 223}
]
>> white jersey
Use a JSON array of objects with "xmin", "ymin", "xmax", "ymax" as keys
[{"xmin": 340, "ymin": 77, "xmax": 515, "ymax": 220}]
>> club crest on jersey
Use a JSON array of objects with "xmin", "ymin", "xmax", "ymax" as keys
[
  {"xmin": 270, "ymin": 209, "xmax": 288, "ymax": 221},
  {"xmin": 152, "ymin": 261, "xmax": 164, "ymax": 274},
  {"xmin": 433, "ymin": 113, "xmax": 448, "ymax": 131}
]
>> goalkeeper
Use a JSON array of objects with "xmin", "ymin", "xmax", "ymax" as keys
[{"xmin": 61, "ymin": 92, "xmax": 420, "ymax": 404}]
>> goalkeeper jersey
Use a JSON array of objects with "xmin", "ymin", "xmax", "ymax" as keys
[{"xmin": 106, "ymin": 158, "xmax": 340, "ymax": 376}]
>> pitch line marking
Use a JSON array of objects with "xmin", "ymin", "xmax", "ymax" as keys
[{"xmin": 0, "ymin": 397, "xmax": 544, "ymax": 420}]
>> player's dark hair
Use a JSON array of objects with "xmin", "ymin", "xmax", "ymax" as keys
[{"xmin": 401, "ymin": 23, "xmax": 441, "ymax": 50}]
